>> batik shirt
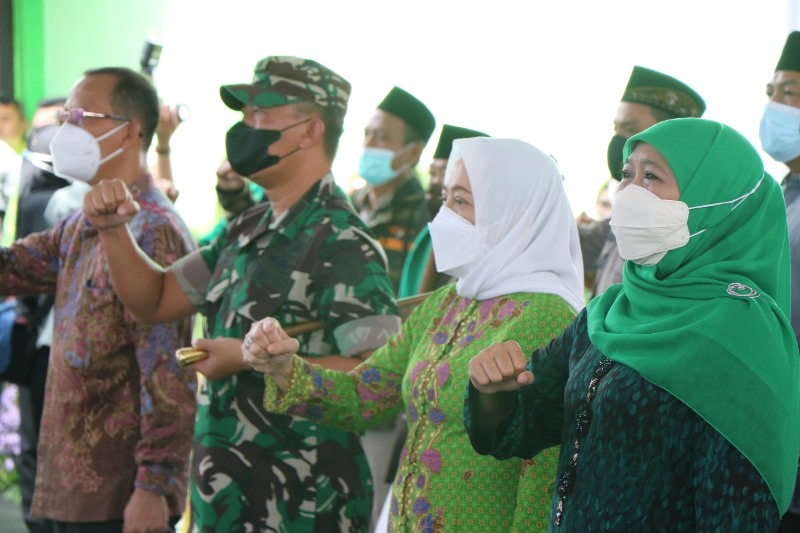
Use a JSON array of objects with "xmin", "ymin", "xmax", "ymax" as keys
[
  {"xmin": 265, "ymin": 287, "xmax": 576, "ymax": 532},
  {"xmin": 172, "ymin": 173, "xmax": 400, "ymax": 532},
  {"xmin": 0, "ymin": 174, "xmax": 198, "ymax": 522},
  {"xmin": 465, "ymin": 310, "xmax": 780, "ymax": 531},
  {"xmin": 351, "ymin": 174, "xmax": 429, "ymax": 294}
]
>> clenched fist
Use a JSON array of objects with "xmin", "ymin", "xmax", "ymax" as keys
[
  {"xmin": 242, "ymin": 317, "xmax": 300, "ymax": 390},
  {"xmin": 468, "ymin": 340, "xmax": 534, "ymax": 394},
  {"xmin": 83, "ymin": 178, "xmax": 140, "ymax": 229}
]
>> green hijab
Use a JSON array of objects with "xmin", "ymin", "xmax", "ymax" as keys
[{"xmin": 587, "ymin": 118, "xmax": 800, "ymax": 513}]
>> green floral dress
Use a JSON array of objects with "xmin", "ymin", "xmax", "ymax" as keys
[{"xmin": 265, "ymin": 286, "xmax": 576, "ymax": 532}]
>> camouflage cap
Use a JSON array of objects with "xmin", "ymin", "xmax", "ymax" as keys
[
  {"xmin": 621, "ymin": 66, "xmax": 705, "ymax": 119},
  {"xmin": 220, "ymin": 56, "xmax": 351, "ymax": 115}
]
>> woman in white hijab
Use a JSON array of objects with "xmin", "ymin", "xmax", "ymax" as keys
[{"xmin": 242, "ymin": 137, "xmax": 584, "ymax": 532}]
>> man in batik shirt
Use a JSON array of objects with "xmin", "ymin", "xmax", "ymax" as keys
[
  {"xmin": 81, "ymin": 56, "xmax": 400, "ymax": 532},
  {"xmin": 0, "ymin": 68, "xmax": 197, "ymax": 532}
]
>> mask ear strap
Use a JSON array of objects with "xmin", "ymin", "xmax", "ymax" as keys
[
  {"xmin": 95, "ymin": 120, "xmax": 131, "ymax": 142},
  {"xmin": 95, "ymin": 121, "xmax": 132, "ymax": 165},
  {"xmin": 279, "ymin": 118, "xmax": 312, "ymax": 133},
  {"xmin": 689, "ymin": 174, "xmax": 765, "ymax": 211},
  {"xmin": 98, "ymin": 147, "xmax": 124, "ymax": 165}
]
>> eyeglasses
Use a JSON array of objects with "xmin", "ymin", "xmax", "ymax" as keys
[{"xmin": 55, "ymin": 107, "xmax": 131, "ymax": 127}]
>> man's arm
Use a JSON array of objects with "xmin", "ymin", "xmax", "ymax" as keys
[{"xmin": 83, "ymin": 179, "xmax": 194, "ymax": 323}]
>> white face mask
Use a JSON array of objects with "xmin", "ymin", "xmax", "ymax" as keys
[
  {"xmin": 759, "ymin": 100, "xmax": 800, "ymax": 163},
  {"xmin": 611, "ymin": 178, "xmax": 764, "ymax": 266},
  {"xmin": 50, "ymin": 122, "xmax": 128, "ymax": 183},
  {"xmin": 428, "ymin": 205, "xmax": 486, "ymax": 279},
  {"xmin": 610, "ymin": 186, "xmax": 689, "ymax": 266}
]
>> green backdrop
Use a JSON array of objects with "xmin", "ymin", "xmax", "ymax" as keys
[{"xmin": 12, "ymin": 0, "xmax": 167, "ymax": 119}]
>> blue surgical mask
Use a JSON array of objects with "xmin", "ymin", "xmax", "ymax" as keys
[
  {"xmin": 759, "ymin": 101, "xmax": 800, "ymax": 163},
  {"xmin": 358, "ymin": 145, "xmax": 411, "ymax": 186}
]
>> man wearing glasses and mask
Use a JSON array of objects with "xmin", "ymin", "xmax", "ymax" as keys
[
  {"xmin": 81, "ymin": 56, "xmax": 400, "ymax": 532},
  {"xmin": 0, "ymin": 68, "xmax": 198, "ymax": 532}
]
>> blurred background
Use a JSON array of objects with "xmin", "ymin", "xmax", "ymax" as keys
[
  {"xmin": 1, "ymin": 0, "xmax": 798, "ymax": 237},
  {"xmin": 1, "ymin": 1, "xmax": 800, "ymax": 530}
]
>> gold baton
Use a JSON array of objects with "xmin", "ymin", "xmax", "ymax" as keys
[{"xmin": 175, "ymin": 347, "xmax": 209, "ymax": 367}]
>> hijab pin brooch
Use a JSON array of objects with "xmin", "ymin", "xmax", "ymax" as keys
[{"xmin": 726, "ymin": 282, "xmax": 759, "ymax": 299}]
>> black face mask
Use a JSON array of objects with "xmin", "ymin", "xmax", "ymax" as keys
[
  {"xmin": 225, "ymin": 119, "xmax": 309, "ymax": 177},
  {"xmin": 607, "ymin": 134, "xmax": 628, "ymax": 180}
]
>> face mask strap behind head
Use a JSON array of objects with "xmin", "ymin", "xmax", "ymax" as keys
[
  {"xmin": 94, "ymin": 120, "xmax": 131, "ymax": 164},
  {"xmin": 687, "ymin": 173, "xmax": 765, "ymax": 239},
  {"xmin": 388, "ymin": 142, "xmax": 417, "ymax": 175},
  {"xmin": 268, "ymin": 117, "xmax": 312, "ymax": 162}
]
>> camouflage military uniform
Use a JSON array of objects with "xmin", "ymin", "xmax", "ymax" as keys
[
  {"xmin": 172, "ymin": 174, "xmax": 400, "ymax": 532},
  {"xmin": 351, "ymin": 175, "xmax": 429, "ymax": 294}
]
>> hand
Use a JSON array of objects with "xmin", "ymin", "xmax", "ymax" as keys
[
  {"xmin": 190, "ymin": 337, "xmax": 251, "ymax": 380},
  {"xmin": 468, "ymin": 340, "xmax": 534, "ymax": 394},
  {"xmin": 123, "ymin": 487, "xmax": 168, "ymax": 533},
  {"xmin": 83, "ymin": 179, "xmax": 140, "ymax": 229},
  {"xmin": 243, "ymin": 318, "xmax": 299, "ymax": 389},
  {"xmin": 216, "ymin": 159, "xmax": 246, "ymax": 192},
  {"xmin": 155, "ymin": 103, "xmax": 181, "ymax": 147}
]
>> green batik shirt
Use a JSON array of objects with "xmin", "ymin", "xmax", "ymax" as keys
[
  {"xmin": 351, "ymin": 174, "xmax": 429, "ymax": 294},
  {"xmin": 264, "ymin": 287, "xmax": 576, "ymax": 532},
  {"xmin": 172, "ymin": 173, "xmax": 400, "ymax": 532}
]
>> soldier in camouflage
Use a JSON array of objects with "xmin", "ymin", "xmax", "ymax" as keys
[{"xmin": 81, "ymin": 56, "xmax": 401, "ymax": 532}]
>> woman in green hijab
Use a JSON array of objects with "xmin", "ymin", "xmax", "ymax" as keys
[{"xmin": 465, "ymin": 118, "xmax": 800, "ymax": 530}]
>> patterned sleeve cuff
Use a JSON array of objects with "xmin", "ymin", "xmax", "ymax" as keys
[
  {"xmin": 263, "ymin": 356, "xmax": 308, "ymax": 414},
  {"xmin": 134, "ymin": 464, "xmax": 176, "ymax": 496}
]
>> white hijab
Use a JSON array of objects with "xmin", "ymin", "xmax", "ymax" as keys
[{"xmin": 436, "ymin": 137, "xmax": 584, "ymax": 312}]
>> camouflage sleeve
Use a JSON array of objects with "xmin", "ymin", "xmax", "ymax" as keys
[
  {"xmin": 172, "ymin": 231, "xmax": 227, "ymax": 308},
  {"xmin": 312, "ymin": 225, "xmax": 400, "ymax": 355},
  {"xmin": 333, "ymin": 314, "xmax": 401, "ymax": 356}
]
